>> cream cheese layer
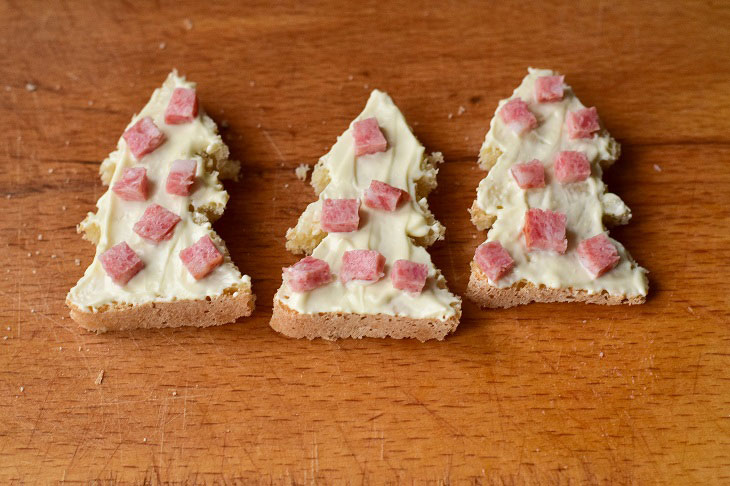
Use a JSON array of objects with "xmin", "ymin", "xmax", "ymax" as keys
[
  {"xmin": 277, "ymin": 90, "xmax": 460, "ymax": 320},
  {"xmin": 68, "ymin": 71, "xmax": 249, "ymax": 311},
  {"xmin": 476, "ymin": 68, "xmax": 648, "ymax": 296}
]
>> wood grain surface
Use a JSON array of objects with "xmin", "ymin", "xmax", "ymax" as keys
[{"xmin": 1, "ymin": 1, "xmax": 729, "ymax": 484}]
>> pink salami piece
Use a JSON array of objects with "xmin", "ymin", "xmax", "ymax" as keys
[
  {"xmin": 535, "ymin": 75, "xmax": 565, "ymax": 102},
  {"xmin": 391, "ymin": 259, "xmax": 428, "ymax": 294},
  {"xmin": 474, "ymin": 242, "xmax": 514, "ymax": 282},
  {"xmin": 99, "ymin": 241, "xmax": 144, "ymax": 285},
  {"xmin": 284, "ymin": 256, "xmax": 331, "ymax": 292},
  {"xmin": 179, "ymin": 235, "xmax": 224, "ymax": 280},
  {"xmin": 523, "ymin": 208, "xmax": 568, "ymax": 253},
  {"xmin": 577, "ymin": 233, "xmax": 620, "ymax": 278},
  {"xmin": 321, "ymin": 198, "xmax": 359, "ymax": 233},
  {"xmin": 112, "ymin": 167, "xmax": 148, "ymax": 201},
  {"xmin": 166, "ymin": 159, "xmax": 197, "ymax": 196},
  {"xmin": 164, "ymin": 87, "xmax": 199, "ymax": 125},
  {"xmin": 510, "ymin": 160, "xmax": 545, "ymax": 189},
  {"xmin": 352, "ymin": 117, "xmax": 387, "ymax": 156},
  {"xmin": 499, "ymin": 98, "xmax": 538, "ymax": 135},
  {"xmin": 566, "ymin": 107, "xmax": 600, "ymax": 139},
  {"xmin": 340, "ymin": 250, "xmax": 386, "ymax": 283},
  {"xmin": 554, "ymin": 151, "xmax": 591, "ymax": 183},
  {"xmin": 132, "ymin": 204, "xmax": 181, "ymax": 244},
  {"xmin": 363, "ymin": 180, "xmax": 410, "ymax": 211},
  {"xmin": 122, "ymin": 117, "xmax": 166, "ymax": 160}
]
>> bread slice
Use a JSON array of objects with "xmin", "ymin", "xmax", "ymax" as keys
[
  {"xmin": 67, "ymin": 71, "xmax": 254, "ymax": 332},
  {"xmin": 467, "ymin": 68, "xmax": 648, "ymax": 309},
  {"xmin": 271, "ymin": 90, "xmax": 461, "ymax": 341}
]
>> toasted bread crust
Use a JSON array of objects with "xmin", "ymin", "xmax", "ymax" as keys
[
  {"xmin": 68, "ymin": 285, "xmax": 255, "ymax": 333},
  {"xmin": 270, "ymin": 299, "xmax": 460, "ymax": 342},
  {"xmin": 466, "ymin": 262, "xmax": 645, "ymax": 308}
]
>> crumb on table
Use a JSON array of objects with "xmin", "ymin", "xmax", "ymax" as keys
[{"xmin": 295, "ymin": 164, "xmax": 311, "ymax": 182}]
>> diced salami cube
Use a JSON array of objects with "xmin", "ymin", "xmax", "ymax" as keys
[
  {"xmin": 577, "ymin": 233, "xmax": 620, "ymax": 278},
  {"xmin": 474, "ymin": 242, "xmax": 514, "ymax": 282},
  {"xmin": 99, "ymin": 241, "xmax": 144, "ymax": 285},
  {"xmin": 112, "ymin": 167, "xmax": 148, "ymax": 201},
  {"xmin": 391, "ymin": 259, "xmax": 428, "ymax": 294},
  {"xmin": 133, "ymin": 204, "xmax": 181, "ymax": 243},
  {"xmin": 554, "ymin": 151, "xmax": 591, "ymax": 183},
  {"xmin": 510, "ymin": 160, "xmax": 545, "ymax": 189},
  {"xmin": 499, "ymin": 98, "xmax": 538, "ymax": 135},
  {"xmin": 363, "ymin": 180, "xmax": 410, "ymax": 211},
  {"xmin": 353, "ymin": 117, "xmax": 387, "ymax": 156},
  {"xmin": 535, "ymin": 75, "xmax": 565, "ymax": 102},
  {"xmin": 164, "ymin": 87, "xmax": 199, "ymax": 124},
  {"xmin": 284, "ymin": 256, "xmax": 331, "ymax": 292},
  {"xmin": 179, "ymin": 235, "xmax": 224, "ymax": 280},
  {"xmin": 166, "ymin": 159, "xmax": 197, "ymax": 196},
  {"xmin": 122, "ymin": 117, "xmax": 166, "ymax": 160},
  {"xmin": 321, "ymin": 198, "xmax": 359, "ymax": 233},
  {"xmin": 523, "ymin": 208, "xmax": 568, "ymax": 253},
  {"xmin": 566, "ymin": 107, "xmax": 600, "ymax": 139},
  {"xmin": 340, "ymin": 250, "xmax": 386, "ymax": 283}
]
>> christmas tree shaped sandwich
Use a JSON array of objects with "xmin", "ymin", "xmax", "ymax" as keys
[
  {"xmin": 467, "ymin": 68, "xmax": 648, "ymax": 308},
  {"xmin": 67, "ymin": 71, "xmax": 254, "ymax": 331},
  {"xmin": 271, "ymin": 90, "xmax": 461, "ymax": 341}
]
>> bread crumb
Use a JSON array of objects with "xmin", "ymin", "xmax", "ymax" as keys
[
  {"xmin": 3, "ymin": 336, "xmax": 7, "ymax": 340},
  {"xmin": 182, "ymin": 18, "xmax": 193, "ymax": 30},
  {"xmin": 363, "ymin": 83, "xmax": 369, "ymax": 89},
  {"xmin": 256, "ymin": 123, "xmax": 261, "ymax": 129},
  {"xmin": 430, "ymin": 152, "xmax": 445, "ymax": 164},
  {"xmin": 30, "ymin": 309, "xmax": 35, "ymax": 313},
  {"xmin": 159, "ymin": 42, "xmax": 166, "ymax": 50},
  {"xmin": 687, "ymin": 306, "xmax": 694, "ymax": 314},
  {"xmin": 62, "ymin": 205, "xmax": 67, "ymax": 211},
  {"xmin": 599, "ymin": 351, "xmax": 604, "ymax": 358},
  {"xmin": 59, "ymin": 346, "xmax": 63, "ymax": 351},
  {"xmin": 464, "ymin": 136, "xmax": 470, "ymax": 141},
  {"xmin": 249, "ymin": 80, "xmax": 255, "ymax": 87},
  {"xmin": 172, "ymin": 391, "xmax": 177, "ymax": 396},
  {"xmin": 95, "ymin": 370, "xmax": 104, "ymax": 385},
  {"xmin": 27, "ymin": 252, "xmax": 31, "ymax": 257},
  {"xmin": 5, "ymin": 194, "xmax": 10, "ymax": 199},
  {"xmin": 653, "ymin": 164, "xmax": 662, "ymax": 172},
  {"xmin": 457, "ymin": 105, "xmax": 466, "ymax": 116},
  {"xmin": 143, "ymin": 437, "xmax": 147, "ymax": 442},
  {"xmin": 448, "ymin": 113, "xmax": 453, "ymax": 119},
  {"xmin": 295, "ymin": 164, "xmax": 311, "ymax": 181},
  {"xmin": 6, "ymin": 327, "xmax": 9, "ymax": 331},
  {"xmin": 51, "ymin": 254, "xmax": 57, "ymax": 259},
  {"xmin": 25, "ymin": 83, "xmax": 36, "ymax": 92},
  {"xmin": 19, "ymin": 386, "xmax": 24, "ymax": 392},
  {"xmin": 48, "ymin": 168, "xmax": 54, "ymax": 174},
  {"xmin": 75, "ymin": 259, "xmax": 81, "ymax": 266},
  {"xmin": 348, "ymin": 75, "xmax": 353, "ymax": 81},
  {"xmin": 32, "ymin": 270, "xmax": 36, "ymax": 275},
  {"xmin": 35, "ymin": 250, "xmax": 40, "ymax": 255},
  {"xmin": 37, "ymin": 234, "xmax": 43, "ymax": 240}
]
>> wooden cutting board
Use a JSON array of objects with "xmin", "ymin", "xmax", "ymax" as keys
[{"xmin": 1, "ymin": 1, "xmax": 729, "ymax": 483}]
